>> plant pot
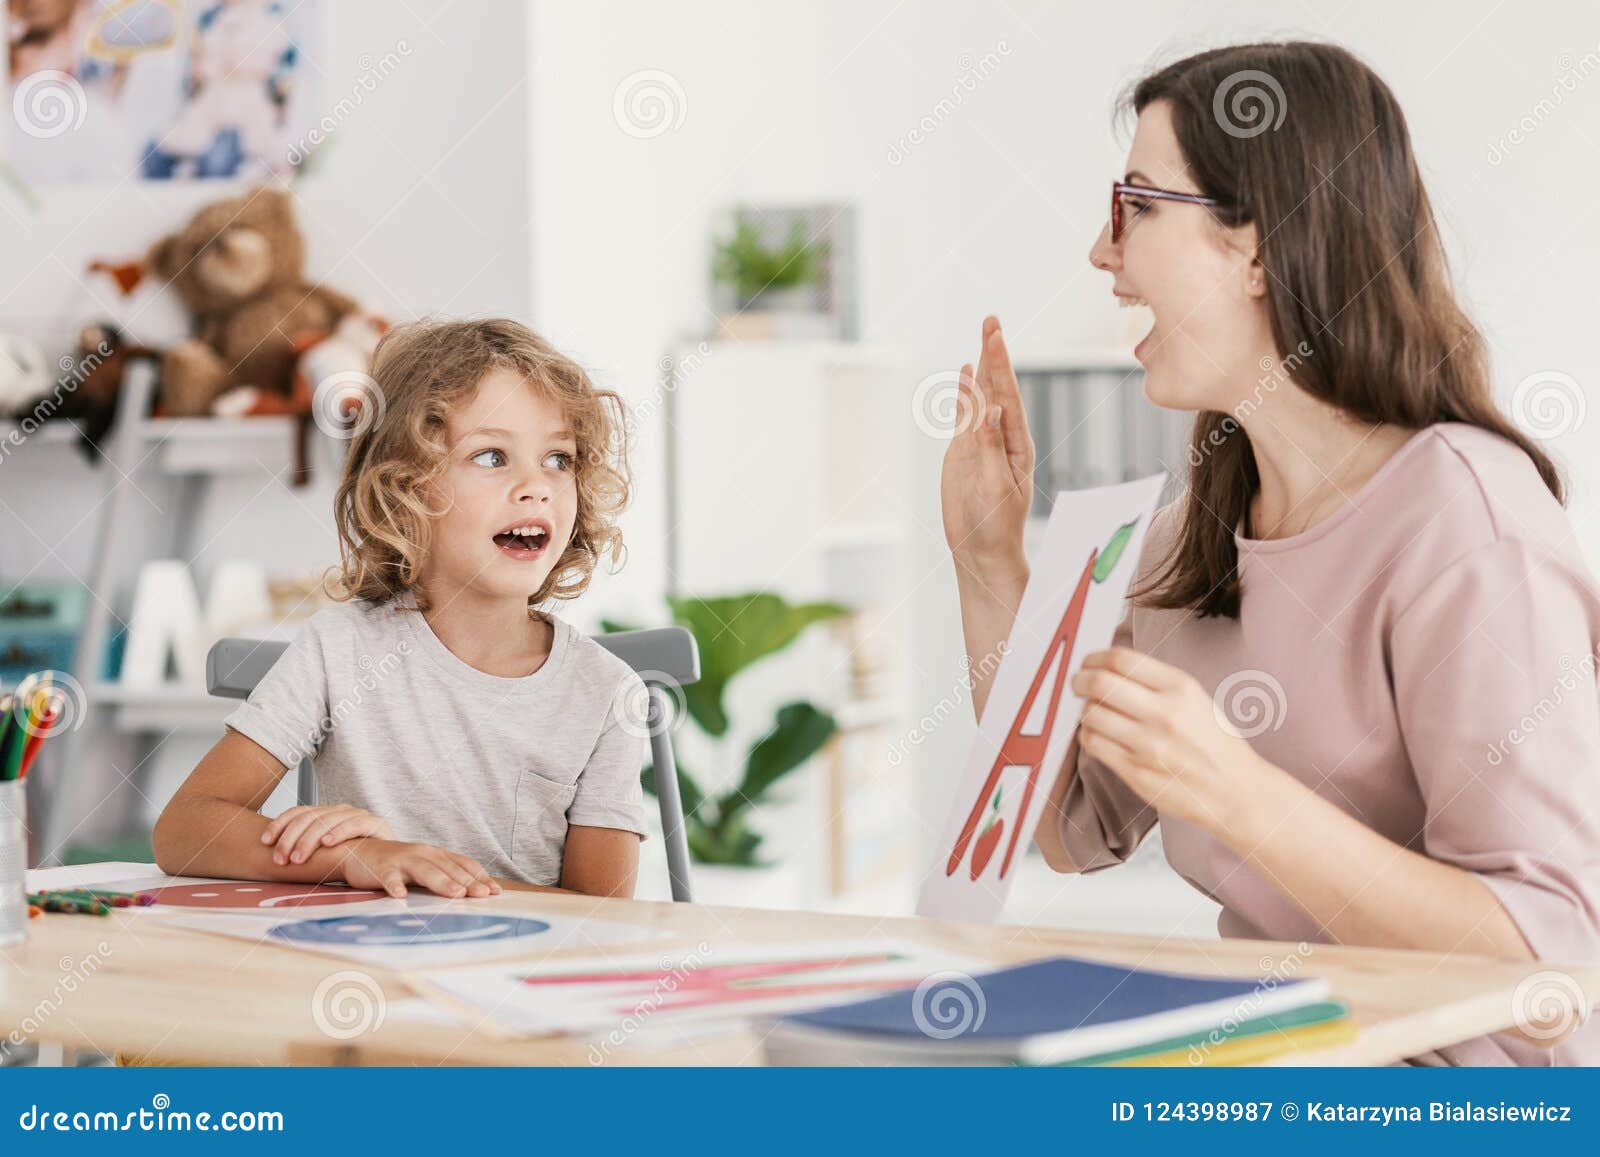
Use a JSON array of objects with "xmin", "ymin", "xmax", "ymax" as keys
[
  {"xmin": 688, "ymin": 860, "xmax": 806, "ymax": 911},
  {"xmin": 714, "ymin": 309, "xmax": 834, "ymax": 342},
  {"xmin": 739, "ymin": 285, "xmax": 817, "ymax": 314}
]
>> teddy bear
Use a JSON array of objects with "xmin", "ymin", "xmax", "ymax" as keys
[
  {"xmin": 145, "ymin": 184, "xmax": 357, "ymax": 417},
  {"xmin": 213, "ymin": 310, "xmax": 389, "ymax": 484}
]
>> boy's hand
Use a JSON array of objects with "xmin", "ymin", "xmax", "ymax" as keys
[
  {"xmin": 337, "ymin": 837, "xmax": 502, "ymax": 899},
  {"xmin": 262, "ymin": 804, "xmax": 395, "ymax": 865}
]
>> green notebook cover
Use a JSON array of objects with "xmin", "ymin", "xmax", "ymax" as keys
[{"xmin": 1057, "ymin": 1000, "xmax": 1350, "ymax": 1067}]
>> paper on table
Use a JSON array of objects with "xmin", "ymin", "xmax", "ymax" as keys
[
  {"xmin": 917, "ymin": 474, "xmax": 1168, "ymax": 923},
  {"xmin": 87, "ymin": 873, "xmax": 448, "ymax": 917},
  {"xmin": 153, "ymin": 902, "xmax": 664, "ymax": 968},
  {"xmin": 412, "ymin": 939, "xmax": 986, "ymax": 1038},
  {"xmin": 23, "ymin": 862, "xmax": 159, "ymax": 894}
]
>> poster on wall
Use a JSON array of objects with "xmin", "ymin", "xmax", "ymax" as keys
[
  {"xmin": 5, "ymin": 0, "xmax": 319, "ymax": 183},
  {"xmin": 917, "ymin": 473, "xmax": 1167, "ymax": 924}
]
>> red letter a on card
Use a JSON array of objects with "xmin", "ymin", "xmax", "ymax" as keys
[{"xmin": 946, "ymin": 548, "xmax": 1097, "ymax": 880}]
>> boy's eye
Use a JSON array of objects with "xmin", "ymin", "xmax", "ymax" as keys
[
  {"xmin": 469, "ymin": 448, "xmax": 507, "ymax": 468},
  {"xmin": 543, "ymin": 450, "xmax": 575, "ymax": 471}
]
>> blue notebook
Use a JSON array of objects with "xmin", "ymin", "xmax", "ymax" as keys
[{"xmin": 765, "ymin": 956, "xmax": 1329, "ymax": 1066}]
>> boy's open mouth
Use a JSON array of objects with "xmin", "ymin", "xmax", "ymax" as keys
[{"xmin": 492, "ymin": 518, "xmax": 552, "ymax": 561}]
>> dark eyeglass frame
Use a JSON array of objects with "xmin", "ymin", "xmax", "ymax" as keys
[{"xmin": 1111, "ymin": 180, "xmax": 1220, "ymax": 242}]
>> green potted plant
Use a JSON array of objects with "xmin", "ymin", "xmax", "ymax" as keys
[
  {"xmin": 603, "ymin": 592, "xmax": 847, "ymax": 901},
  {"xmin": 712, "ymin": 212, "xmax": 828, "ymax": 312}
]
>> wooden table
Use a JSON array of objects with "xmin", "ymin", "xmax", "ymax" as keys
[{"xmin": 5, "ymin": 863, "xmax": 1594, "ymax": 1066}]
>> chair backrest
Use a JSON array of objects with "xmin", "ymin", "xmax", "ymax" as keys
[
  {"xmin": 206, "ymin": 637, "xmax": 291, "ymax": 700},
  {"xmin": 205, "ymin": 627, "xmax": 699, "ymax": 901}
]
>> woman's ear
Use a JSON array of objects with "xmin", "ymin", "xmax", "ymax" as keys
[
  {"xmin": 1245, "ymin": 255, "xmax": 1268, "ymax": 300},
  {"xmin": 1224, "ymin": 222, "xmax": 1268, "ymax": 301}
]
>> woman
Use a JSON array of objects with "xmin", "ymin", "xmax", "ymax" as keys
[{"xmin": 943, "ymin": 41, "xmax": 1600, "ymax": 1065}]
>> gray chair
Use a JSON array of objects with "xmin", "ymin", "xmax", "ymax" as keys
[{"xmin": 204, "ymin": 628, "xmax": 699, "ymax": 902}]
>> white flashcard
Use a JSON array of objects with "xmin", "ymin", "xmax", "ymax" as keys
[{"xmin": 917, "ymin": 474, "xmax": 1167, "ymax": 923}]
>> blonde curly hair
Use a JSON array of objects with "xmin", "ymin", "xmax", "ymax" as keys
[{"xmin": 328, "ymin": 318, "xmax": 630, "ymax": 611}]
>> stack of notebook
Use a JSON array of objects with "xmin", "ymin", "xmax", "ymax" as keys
[{"xmin": 761, "ymin": 955, "xmax": 1354, "ymax": 1066}]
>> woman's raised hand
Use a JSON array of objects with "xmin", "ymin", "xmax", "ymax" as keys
[{"xmin": 940, "ymin": 316, "xmax": 1037, "ymax": 571}]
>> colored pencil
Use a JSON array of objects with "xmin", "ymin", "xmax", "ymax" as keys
[
  {"xmin": 2, "ymin": 683, "xmax": 34, "ymax": 779},
  {"xmin": 18, "ymin": 724, "xmax": 46, "ymax": 778},
  {"xmin": 18, "ymin": 678, "xmax": 52, "ymax": 778},
  {"xmin": 31, "ymin": 895, "xmax": 109, "ymax": 916},
  {"xmin": 31, "ymin": 890, "xmax": 106, "ymax": 905},
  {"xmin": 1, "ymin": 674, "xmax": 67, "ymax": 782},
  {"xmin": 0, "ymin": 693, "xmax": 16, "ymax": 782},
  {"xmin": 30, "ymin": 887, "xmax": 155, "ymax": 908},
  {"xmin": 2, "ymin": 731, "xmax": 22, "ymax": 781},
  {"xmin": 59, "ymin": 890, "xmax": 135, "ymax": 908},
  {"xmin": 18, "ymin": 704, "xmax": 60, "ymax": 779},
  {"xmin": 33, "ymin": 889, "xmax": 158, "ymax": 906}
]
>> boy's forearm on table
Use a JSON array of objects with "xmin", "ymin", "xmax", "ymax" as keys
[
  {"xmin": 155, "ymin": 800, "xmax": 614, "ymax": 898},
  {"xmin": 154, "ymin": 796, "xmax": 358, "ymax": 885}
]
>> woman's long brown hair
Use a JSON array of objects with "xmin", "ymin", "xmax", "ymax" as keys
[{"xmin": 1127, "ymin": 41, "xmax": 1563, "ymax": 619}]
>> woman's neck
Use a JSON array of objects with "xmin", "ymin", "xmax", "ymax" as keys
[
  {"xmin": 1239, "ymin": 382, "xmax": 1414, "ymax": 541},
  {"xmin": 414, "ymin": 582, "xmax": 553, "ymax": 677}
]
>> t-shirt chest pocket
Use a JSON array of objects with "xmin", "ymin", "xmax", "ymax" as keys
[{"xmin": 510, "ymin": 769, "xmax": 578, "ymax": 869}]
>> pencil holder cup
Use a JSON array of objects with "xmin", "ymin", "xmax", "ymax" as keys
[{"xmin": 0, "ymin": 779, "xmax": 27, "ymax": 947}]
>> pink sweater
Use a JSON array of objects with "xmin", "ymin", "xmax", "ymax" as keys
[{"xmin": 1059, "ymin": 423, "xmax": 1600, "ymax": 1065}]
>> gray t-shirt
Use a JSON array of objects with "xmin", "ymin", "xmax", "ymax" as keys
[{"xmin": 224, "ymin": 597, "xmax": 649, "ymax": 885}]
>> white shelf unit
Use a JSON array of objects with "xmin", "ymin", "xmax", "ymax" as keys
[
  {"xmin": 18, "ymin": 359, "xmax": 328, "ymax": 863},
  {"xmin": 86, "ymin": 682, "xmax": 235, "ymax": 733},
  {"xmin": 0, "ymin": 419, "xmax": 83, "ymax": 446},
  {"xmin": 665, "ymin": 341, "xmax": 913, "ymax": 592},
  {"xmin": 663, "ymin": 340, "xmax": 919, "ymax": 909},
  {"xmin": 136, "ymin": 415, "xmax": 306, "ymax": 475}
]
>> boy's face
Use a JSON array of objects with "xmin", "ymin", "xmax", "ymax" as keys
[{"xmin": 423, "ymin": 368, "xmax": 580, "ymax": 606}]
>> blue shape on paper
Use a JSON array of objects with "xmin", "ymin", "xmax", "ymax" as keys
[{"xmin": 267, "ymin": 912, "xmax": 551, "ymax": 948}]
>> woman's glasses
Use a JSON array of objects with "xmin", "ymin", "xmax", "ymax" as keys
[{"xmin": 1110, "ymin": 180, "xmax": 1220, "ymax": 242}]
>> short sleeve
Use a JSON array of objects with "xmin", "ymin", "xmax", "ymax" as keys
[
  {"xmin": 1391, "ymin": 537, "xmax": 1600, "ymax": 963},
  {"xmin": 1054, "ymin": 609, "xmax": 1159, "ymax": 870},
  {"xmin": 567, "ymin": 672, "xmax": 650, "ymax": 838},
  {"xmin": 222, "ymin": 620, "xmax": 332, "ymax": 770}
]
